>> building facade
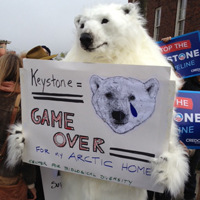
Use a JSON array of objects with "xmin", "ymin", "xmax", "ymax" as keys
[{"xmin": 129, "ymin": 0, "xmax": 200, "ymax": 41}]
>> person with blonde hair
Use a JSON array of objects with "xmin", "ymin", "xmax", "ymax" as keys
[
  {"xmin": 0, "ymin": 54, "xmax": 36, "ymax": 200},
  {"xmin": 0, "ymin": 54, "xmax": 21, "ymax": 92}
]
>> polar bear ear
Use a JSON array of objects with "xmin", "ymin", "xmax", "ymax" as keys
[
  {"xmin": 121, "ymin": 3, "xmax": 136, "ymax": 15},
  {"xmin": 144, "ymin": 78, "xmax": 159, "ymax": 99},
  {"xmin": 121, "ymin": 3, "xmax": 146, "ymax": 25},
  {"xmin": 74, "ymin": 15, "xmax": 82, "ymax": 27},
  {"xmin": 90, "ymin": 75, "xmax": 103, "ymax": 94}
]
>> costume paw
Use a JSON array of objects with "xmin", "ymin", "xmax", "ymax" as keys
[
  {"xmin": 6, "ymin": 123, "xmax": 25, "ymax": 168},
  {"xmin": 152, "ymin": 154, "xmax": 169, "ymax": 167},
  {"xmin": 151, "ymin": 150, "xmax": 189, "ymax": 197},
  {"xmin": 151, "ymin": 153, "xmax": 169, "ymax": 183}
]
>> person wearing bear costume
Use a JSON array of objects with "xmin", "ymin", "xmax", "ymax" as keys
[
  {"xmin": 5, "ymin": 3, "xmax": 189, "ymax": 200},
  {"xmin": 61, "ymin": 3, "xmax": 189, "ymax": 200}
]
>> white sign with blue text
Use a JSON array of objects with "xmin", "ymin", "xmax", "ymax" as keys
[{"xmin": 20, "ymin": 59, "xmax": 175, "ymax": 192}]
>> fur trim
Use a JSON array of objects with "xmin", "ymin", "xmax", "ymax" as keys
[
  {"xmin": 5, "ymin": 123, "xmax": 24, "ymax": 169},
  {"xmin": 151, "ymin": 121, "xmax": 189, "ymax": 197}
]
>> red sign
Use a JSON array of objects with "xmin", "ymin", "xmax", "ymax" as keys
[
  {"xmin": 160, "ymin": 40, "xmax": 191, "ymax": 54},
  {"xmin": 174, "ymin": 97, "xmax": 193, "ymax": 110}
]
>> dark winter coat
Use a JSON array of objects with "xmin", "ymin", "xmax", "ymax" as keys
[{"xmin": 0, "ymin": 91, "xmax": 36, "ymax": 185}]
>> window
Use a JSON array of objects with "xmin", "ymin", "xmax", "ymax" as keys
[
  {"xmin": 154, "ymin": 7, "xmax": 161, "ymax": 41},
  {"xmin": 175, "ymin": 0, "xmax": 187, "ymax": 36}
]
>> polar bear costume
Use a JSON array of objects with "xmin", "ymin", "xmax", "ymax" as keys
[
  {"xmin": 6, "ymin": 2, "xmax": 188, "ymax": 200},
  {"xmin": 61, "ymin": 3, "xmax": 189, "ymax": 200}
]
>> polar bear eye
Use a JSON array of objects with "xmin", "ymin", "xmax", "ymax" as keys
[
  {"xmin": 80, "ymin": 23, "xmax": 84, "ymax": 29},
  {"xmin": 16, "ymin": 130, "xmax": 22, "ymax": 134},
  {"xmin": 105, "ymin": 92, "xmax": 112, "ymax": 99},
  {"xmin": 124, "ymin": 9, "xmax": 130, "ymax": 14},
  {"xmin": 129, "ymin": 95, "xmax": 135, "ymax": 101},
  {"xmin": 101, "ymin": 18, "xmax": 109, "ymax": 24}
]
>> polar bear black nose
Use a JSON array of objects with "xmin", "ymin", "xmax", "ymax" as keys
[
  {"xmin": 112, "ymin": 111, "xmax": 125, "ymax": 121},
  {"xmin": 80, "ymin": 33, "xmax": 93, "ymax": 49}
]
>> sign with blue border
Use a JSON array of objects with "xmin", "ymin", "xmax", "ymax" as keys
[
  {"xmin": 174, "ymin": 90, "xmax": 200, "ymax": 149},
  {"xmin": 158, "ymin": 31, "xmax": 200, "ymax": 78}
]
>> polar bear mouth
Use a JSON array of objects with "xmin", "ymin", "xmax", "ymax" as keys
[
  {"xmin": 83, "ymin": 42, "xmax": 108, "ymax": 52},
  {"xmin": 114, "ymin": 121, "xmax": 127, "ymax": 125}
]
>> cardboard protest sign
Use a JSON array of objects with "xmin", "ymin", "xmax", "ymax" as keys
[
  {"xmin": 40, "ymin": 167, "xmax": 62, "ymax": 200},
  {"xmin": 158, "ymin": 31, "xmax": 200, "ymax": 78},
  {"xmin": 20, "ymin": 59, "xmax": 176, "ymax": 192},
  {"xmin": 174, "ymin": 90, "xmax": 200, "ymax": 149}
]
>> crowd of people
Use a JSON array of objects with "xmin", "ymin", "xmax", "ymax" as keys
[
  {"xmin": 0, "ymin": 39, "xmax": 200, "ymax": 200},
  {"xmin": 0, "ymin": 44, "xmax": 57, "ymax": 200}
]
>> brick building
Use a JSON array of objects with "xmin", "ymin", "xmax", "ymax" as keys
[{"xmin": 129, "ymin": 0, "xmax": 200, "ymax": 41}]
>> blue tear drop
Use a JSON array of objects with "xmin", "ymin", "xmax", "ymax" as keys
[{"xmin": 130, "ymin": 103, "xmax": 138, "ymax": 117}]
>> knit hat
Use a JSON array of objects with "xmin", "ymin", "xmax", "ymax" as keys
[{"xmin": 26, "ymin": 46, "xmax": 57, "ymax": 60}]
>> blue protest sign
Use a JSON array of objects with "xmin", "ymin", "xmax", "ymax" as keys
[
  {"xmin": 158, "ymin": 31, "xmax": 200, "ymax": 78},
  {"xmin": 174, "ymin": 90, "xmax": 200, "ymax": 149}
]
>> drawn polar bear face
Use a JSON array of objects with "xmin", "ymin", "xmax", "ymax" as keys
[
  {"xmin": 90, "ymin": 75, "xmax": 159, "ymax": 134},
  {"xmin": 74, "ymin": 3, "xmax": 143, "ymax": 54}
]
